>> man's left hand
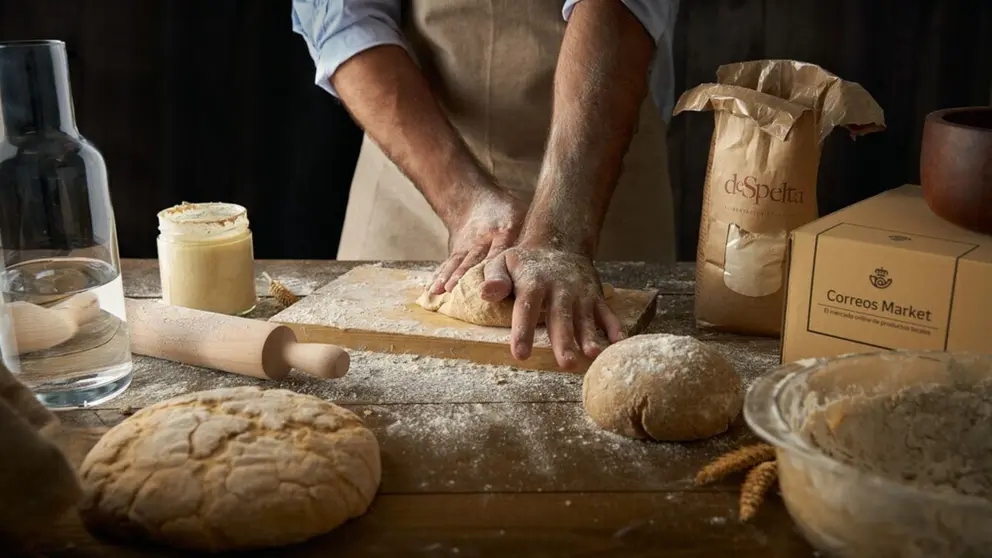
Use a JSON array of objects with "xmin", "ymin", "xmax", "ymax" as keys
[{"xmin": 480, "ymin": 244, "xmax": 624, "ymax": 369}]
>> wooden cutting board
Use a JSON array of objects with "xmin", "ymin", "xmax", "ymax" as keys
[{"xmin": 269, "ymin": 265, "xmax": 659, "ymax": 373}]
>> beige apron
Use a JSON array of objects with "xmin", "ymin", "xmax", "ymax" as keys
[{"xmin": 337, "ymin": 0, "xmax": 675, "ymax": 263}]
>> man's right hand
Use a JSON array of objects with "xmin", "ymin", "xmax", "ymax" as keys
[
  {"xmin": 332, "ymin": 45, "xmax": 528, "ymax": 291},
  {"xmin": 429, "ymin": 187, "xmax": 527, "ymax": 294}
]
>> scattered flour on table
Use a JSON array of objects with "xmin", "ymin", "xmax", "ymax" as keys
[
  {"xmin": 110, "ymin": 360, "xmax": 257, "ymax": 408},
  {"xmin": 374, "ymin": 402, "xmax": 746, "ymax": 491},
  {"xmin": 116, "ymin": 336, "xmax": 777, "ymax": 418},
  {"xmin": 115, "ymin": 351, "xmax": 582, "ymax": 409},
  {"xmin": 714, "ymin": 341, "xmax": 779, "ymax": 391},
  {"xmin": 114, "ymin": 316, "xmax": 767, "ymax": 492},
  {"xmin": 309, "ymin": 339, "xmax": 774, "ymax": 407},
  {"xmin": 129, "ymin": 380, "xmax": 188, "ymax": 401},
  {"xmin": 293, "ymin": 351, "xmax": 581, "ymax": 404}
]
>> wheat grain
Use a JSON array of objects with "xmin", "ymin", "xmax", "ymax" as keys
[
  {"xmin": 263, "ymin": 272, "xmax": 300, "ymax": 307},
  {"xmin": 695, "ymin": 443, "xmax": 776, "ymax": 485},
  {"xmin": 739, "ymin": 460, "xmax": 778, "ymax": 521}
]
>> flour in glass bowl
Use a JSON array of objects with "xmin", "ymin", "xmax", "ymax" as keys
[
  {"xmin": 787, "ymin": 380, "xmax": 992, "ymax": 557},
  {"xmin": 802, "ymin": 381, "xmax": 992, "ymax": 500}
]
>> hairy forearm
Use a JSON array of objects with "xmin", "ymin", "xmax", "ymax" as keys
[
  {"xmin": 332, "ymin": 45, "xmax": 495, "ymax": 227},
  {"xmin": 521, "ymin": 0, "xmax": 655, "ymax": 255}
]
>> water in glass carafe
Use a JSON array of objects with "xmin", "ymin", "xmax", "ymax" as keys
[{"xmin": 0, "ymin": 40, "xmax": 132, "ymax": 409}]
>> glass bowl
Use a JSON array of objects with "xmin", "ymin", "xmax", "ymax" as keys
[{"xmin": 744, "ymin": 350, "xmax": 992, "ymax": 558}]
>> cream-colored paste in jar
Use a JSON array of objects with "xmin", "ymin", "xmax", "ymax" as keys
[{"xmin": 156, "ymin": 202, "xmax": 257, "ymax": 315}]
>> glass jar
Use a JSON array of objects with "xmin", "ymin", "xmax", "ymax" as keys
[
  {"xmin": 156, "ymin": 202, "xmax": 257, "ymax": 315},
  {"xmin": 0, "ymin": 39, "xmax": 132, "ymax": 409}
]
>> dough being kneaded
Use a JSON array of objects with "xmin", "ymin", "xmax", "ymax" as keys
[
  {"xmin": 582, "ymin": 334, "xmax": 742, "ymax": 441},
  {"xmin": 78, "ymin": 387, "xmax": 381, "ymax": 552},
  {"xmin": 417, "ymin": 261, "xmax": 614, "ymax": 327}
]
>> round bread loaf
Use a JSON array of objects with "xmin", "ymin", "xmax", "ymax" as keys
[
  {"xmin": 78, "ymin": 387, "xmax": 380, "ymax": 551},
  {"xmin": 582, "ymin": 334, "xmax": 742, "ymax": 441}
]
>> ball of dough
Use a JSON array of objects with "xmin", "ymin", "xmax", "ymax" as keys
[
  {"xmin": 78, "ymin": 387, "xmax": 381, "ymax": 552},
  {"xmin": 582, "ymin": 334, "xmax": 742, "ymax": 441}
]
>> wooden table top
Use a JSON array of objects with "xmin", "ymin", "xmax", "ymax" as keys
[{"xmin": 45, "ymin": 259, "xmax": 815, "ymax": 557}]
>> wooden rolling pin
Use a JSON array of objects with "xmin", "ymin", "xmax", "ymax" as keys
[{"xmin": 124, "ymin": 298, "xmax": 349, "ymax": 380}]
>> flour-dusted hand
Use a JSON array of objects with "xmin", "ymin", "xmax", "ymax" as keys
[
  {"xmin": 458, "ymin": 0, "xmax": 658, "ymax": 368},
  {"xmin": 481, "ymin": 246, "xmax": 624, "ymax": 369},
  {"xmin": 429, "ymin": 187, "xmax": 528, "ymax": 294}
]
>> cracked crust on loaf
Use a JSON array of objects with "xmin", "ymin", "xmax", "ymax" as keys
[{"xmin": 78, "ymin": 386, "xmax": 381, "ymax": 552}]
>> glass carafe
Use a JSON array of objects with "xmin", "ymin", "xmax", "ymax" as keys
[{"xmin": 0, "ymin": 40, "xmax": 132, "ymax": 409}]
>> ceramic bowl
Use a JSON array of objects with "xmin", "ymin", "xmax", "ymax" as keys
[
  {"xmin": 920, "ymin": 106, "xmax": 992, "ymax": 235},
  {"xmin": 744, "ymin": 350, "xmax": 992, "ymax": 558}
]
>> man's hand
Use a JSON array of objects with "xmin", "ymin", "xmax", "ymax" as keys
[
  {"xmin": 429, "ymin": 187, "xmax": 527, "ymax": 294},
  {"xmin": 481, "ymin": 242, "xmax": 625, "ymax": 370},
  {"xmin": 333, "ymin": 45, "xmax": 510, "ymax": 270},
  {"xmin": 479, "ymin": 0, "xmax": 656, "ymax": 367}
]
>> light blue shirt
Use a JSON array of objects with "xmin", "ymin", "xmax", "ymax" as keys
[{"xmin": 291, "ymin": 0, "xmax": 679, "ymax": 122}]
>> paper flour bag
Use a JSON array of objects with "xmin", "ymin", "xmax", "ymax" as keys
[{"xmin": 675, "ymin": 60, "xmax": 884, "ymax": 336}]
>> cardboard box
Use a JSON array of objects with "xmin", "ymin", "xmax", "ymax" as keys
[{"xmin": 781, "ymin": 184, "xmax": 992, "ymax": 363}]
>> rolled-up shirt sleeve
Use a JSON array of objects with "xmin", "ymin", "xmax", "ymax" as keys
[
  {"xmin": 291, "ymin": 0, "xmax": 407, "ymax": 97},
  {"xmin": 562, "ymin": 0, "xmax": 680, "ymax": 121},
  {"xmin": 562, "ymin": 0, "xmax": 679, "ymax": 45}
]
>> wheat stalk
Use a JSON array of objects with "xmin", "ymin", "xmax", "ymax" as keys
[
  {"xmin": 695, "ymin": 443, "xmax": 776, "ymax": 485},
  {"xmin": 262, "ymin": 272, "xmax": 300, "ymax": 307},
  {"xmin": 739, "ymin": 460, "xmax": 778, "ymax": 521}
]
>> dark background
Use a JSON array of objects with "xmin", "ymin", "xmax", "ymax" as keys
[{"xmin": 1, "ymin": 0, "xmax": 989, "ymax": 261}]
